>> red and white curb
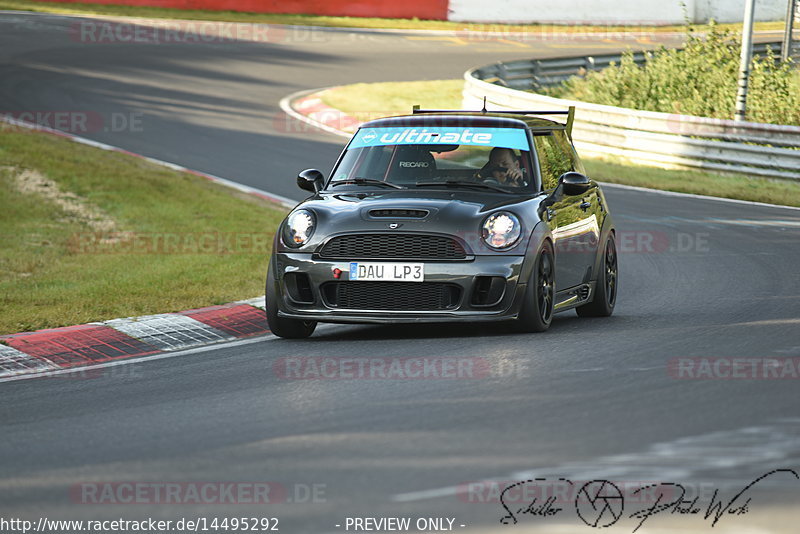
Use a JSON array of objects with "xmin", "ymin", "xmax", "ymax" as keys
[
  {"xmin": 279, "ymin": 88, "xmax": 353, "ymax": 139},
  {"xmin": 290, "ymin": 90, "xmax": 360, "ymax": 136},
  {"xmin": 0, "ymin": 298, "xmax": 268, "ymax": 379},
  {"xmin": 0, "ymin": 115, "xmax": 294, "ymax": 380}
]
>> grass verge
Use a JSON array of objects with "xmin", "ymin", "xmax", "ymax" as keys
[
  {"xmin": 0, "ymin": 1, "xmax": 786, "ymax": 33},
  {"xmin": 322, "ymin": 80, "xmax": 465, "ymax": 115},
  {"xmin": 320, "ymin": 79, "xmax": 800, "ymax": 207},
  {"xmin": 0, "ymin": 124, "xmax": 286, "ymax": 335},
  {"xmin": 545, "ymin": 22, "xmax": 800, "ymax": 126},
  {"xmin": 581, "ymin": 157, "xmax": 800, "ymax": 207}
]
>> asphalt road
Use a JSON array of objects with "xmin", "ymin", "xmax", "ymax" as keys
[{"xmin": 1, "ymin": 11, "xmax": 799, "ymax": 534}]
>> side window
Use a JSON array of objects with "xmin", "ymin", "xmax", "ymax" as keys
[
  {"xmin": 533, "ymin": 133, "xmax": 573, "ymax": 190},
  {"xmin": 552, "ymin": 130, "xmax": 586, "ymax": 175}
]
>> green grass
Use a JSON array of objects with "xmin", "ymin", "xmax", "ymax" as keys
[
  {"xmin": 0, "ymin": 0, "xmax": 786, "ymax": 33},
  {"xmin": 321, "ymin": 80, "xmax": 465, "ymax": 118},
  {"xmin": 582, "ymin": 157, "xmax": 800, "ymax": 207},
  {"xmin": 318, "ymin": 79, "xmax": 800, "ymax": 207},
  {"xmin": 545, "ymin": 23, "xmax": 800, "ymax": 126},
  {"xmin": 0, "ymin": 124, "xmax": 286, "ymax": 335}
]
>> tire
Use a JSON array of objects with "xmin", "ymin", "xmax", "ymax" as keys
[
  {"xmin": 265, "ymin": 261, "xmax": 317, "ymax": 339},
  {"xmin": 576, "ymin": 233, "xmax": 617, "ymax": 318},
  {"xmin": 513, "ymin": 241, "xmax": 555, "ymax": 333}
]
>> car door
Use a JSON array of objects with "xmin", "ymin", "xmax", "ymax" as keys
[
  {"xmin": 554, "ymin": 131, "xmax": 603, "ymax": 287},
  {"xmin": 533, "ymin": 132, "xmax": 600, "ymax": 291}
]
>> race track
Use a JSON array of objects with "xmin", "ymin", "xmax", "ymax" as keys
[{"xmin": 1, "ymin": 12, "xmax": 799, "ymax": 533}]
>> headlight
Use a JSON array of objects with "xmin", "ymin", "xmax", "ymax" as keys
[
  {"xmin": 482, "ymin": 212, "xmax": 521, "ymax": 249},
  {"xmin": 282, "ymin": 209, "xmax": 316, "ymax": 247}
]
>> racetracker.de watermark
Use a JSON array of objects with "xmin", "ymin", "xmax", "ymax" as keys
[
  {"xmin": 273, "ymin": 357, "xmax": 529, "ymax": 380},
  {"xmin": 3, "ymin": 111, "xmax": 143, "ymax": 134},
  {"xmin": 453, "ymin": 21, "xmax": 677, "ymax": 43},
  {"xmin": 555, "ymin": 231, "xmax": 709, "ymax": 254},
  {"xmin": 40, "ymin": 365, "xmax": 143, "ymax": 381},
  {"xmin": 70, "ymin": 20, "xmax": 327, "ymax": 45},
  {"xmin": 68, "ymin": 232, "xmax": 273, "ymax": 255},
  {"xmin": 273, "ymin": 109, "xmax": 380, "ymax": 135},
  {"xmin": 71, "ymin": 482, "xmax": 326, "ymax": 504},
  {"xmin": 668, "ymin": 358, "xmax": 800, "ymax": 379}
]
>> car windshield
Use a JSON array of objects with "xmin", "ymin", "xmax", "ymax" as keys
[{"xmin": 328, "ymin": 126, "xmax": 535, "ymax": 191}]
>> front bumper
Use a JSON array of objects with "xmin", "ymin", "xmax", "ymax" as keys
[{"xmin": 273, "ymin": 252, "xmax": 528, "ymax": 324}]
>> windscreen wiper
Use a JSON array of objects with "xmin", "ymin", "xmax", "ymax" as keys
[
  {"xmin": 414, "ymin": 180, "xmax": 512, "ymax": 194},
  {"xmin": 330, "ymin": 178, "xmax": 404, "ymax": 189}
]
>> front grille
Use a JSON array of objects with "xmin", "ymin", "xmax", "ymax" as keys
[
  {"xmin": 319, "ymin": 234, "xmax": 466, "ymax": 260},
  {"xmin": 322, "ymin": 282, "xmax": 461, "ymax": 311}
]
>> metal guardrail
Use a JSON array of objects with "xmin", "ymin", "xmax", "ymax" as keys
[
  {"xmin": 474, "ymin": 41, "xmax": 799, "ymax": 91},
  {"xmin": 465, "ymin": 41, "xmax": 800, "ymax": 181}
]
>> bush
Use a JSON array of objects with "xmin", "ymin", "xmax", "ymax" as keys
[{"xmin": 547, "ymin": 22, "xmax": 800, "ymax": 126}]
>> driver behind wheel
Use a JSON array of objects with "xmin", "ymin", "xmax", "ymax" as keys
[{"xmin": 479, "ymin": 147, "xmax": 525, "ymax": 186}]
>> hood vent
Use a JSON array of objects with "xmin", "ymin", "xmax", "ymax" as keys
[{"xmin": 368, "ymin": 209, "xmax": 429, "ymax": 219}]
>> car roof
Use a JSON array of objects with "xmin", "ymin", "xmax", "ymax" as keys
[{"xmin": 360, "ymin": 112, "xmax": 566, "ymax": 132}]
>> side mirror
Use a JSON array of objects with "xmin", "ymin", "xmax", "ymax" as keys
[
  {"xmin": 558, "ymin": 172, "xmax": 591, "ymax": 196},
  {"xmin": 297, "ymin": 169, "xmax": 324, "ymax": 193}
]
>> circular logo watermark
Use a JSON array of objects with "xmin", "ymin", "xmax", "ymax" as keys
[{"xmin": 575, "ymin": 480, "xmax": 624, "ymax": 528}]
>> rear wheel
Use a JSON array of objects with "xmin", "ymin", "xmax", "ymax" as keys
[
  {"xmin": 513, "ymin": 241, "xmax": 554, "ymax": 333},
  {"xmin": 576, "ymin": 233, "xmax": 617, "ymax": 317},
  {"xmin": 265, "ymin": 261, "xmax": 317, "ymax": 339}
]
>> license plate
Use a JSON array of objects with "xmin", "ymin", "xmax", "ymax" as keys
[{"xmin": 349, "ymin": 262, "xmax": 424, "ymax": 282}]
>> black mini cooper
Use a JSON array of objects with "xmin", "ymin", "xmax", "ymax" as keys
[{"xmin": 266, "ymin": 109, "xmax": 617, "ymax": 338}]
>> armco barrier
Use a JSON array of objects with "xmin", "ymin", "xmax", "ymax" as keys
[
  {"xmin": 473, "ymin": 42, "xmax": 799, "ymax": 91},
  {"xmin": 464, "ymin": 44, "xmax": 800, "ymax": 181}
]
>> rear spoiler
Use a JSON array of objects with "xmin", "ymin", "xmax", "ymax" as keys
[{"xmin": 412, "ymin": 104, "xmax": 576, "ymax": 139}]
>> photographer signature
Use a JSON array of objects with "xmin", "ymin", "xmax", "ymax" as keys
[{"xmin": 499, "ymin": 468, "xmax": 798, "ymax": 531}]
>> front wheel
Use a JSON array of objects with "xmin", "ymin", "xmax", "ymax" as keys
[
  {"xmin": 265, "ymin": 261, "xmax": 317, "ymax": 339},
  {"xmin": 512, "ymin": 241, "xmax": 555, "ymax": 333},
  {"xmin": 576, "ymin": 233, "xmax": 617, "ymax": 317}
]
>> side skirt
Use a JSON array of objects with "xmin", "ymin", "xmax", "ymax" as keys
[{"xmin": 554, "ymin": 282, "xmax": 595, "ymax": 313}]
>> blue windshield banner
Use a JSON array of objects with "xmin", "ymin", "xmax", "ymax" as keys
[{"xmin": 349, "ymin": 127, "xmax": 529, "ymax": 150}]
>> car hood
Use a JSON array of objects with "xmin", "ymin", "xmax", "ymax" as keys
[{"xmin": 284, "ymin": 189, "xmax": 546, "ymax": 255}]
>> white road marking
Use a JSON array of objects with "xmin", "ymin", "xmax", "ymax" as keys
[
  {"xmin": 728, "ymin": 318, "xmax": 800, "ymax": 327},
  {"xmin": 707, "ymin": 218, "xmax": 800, "ymax": 227},
  {"xmin": 600, "ymin": 182, "xmax": 800, "ymax": 212}
]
